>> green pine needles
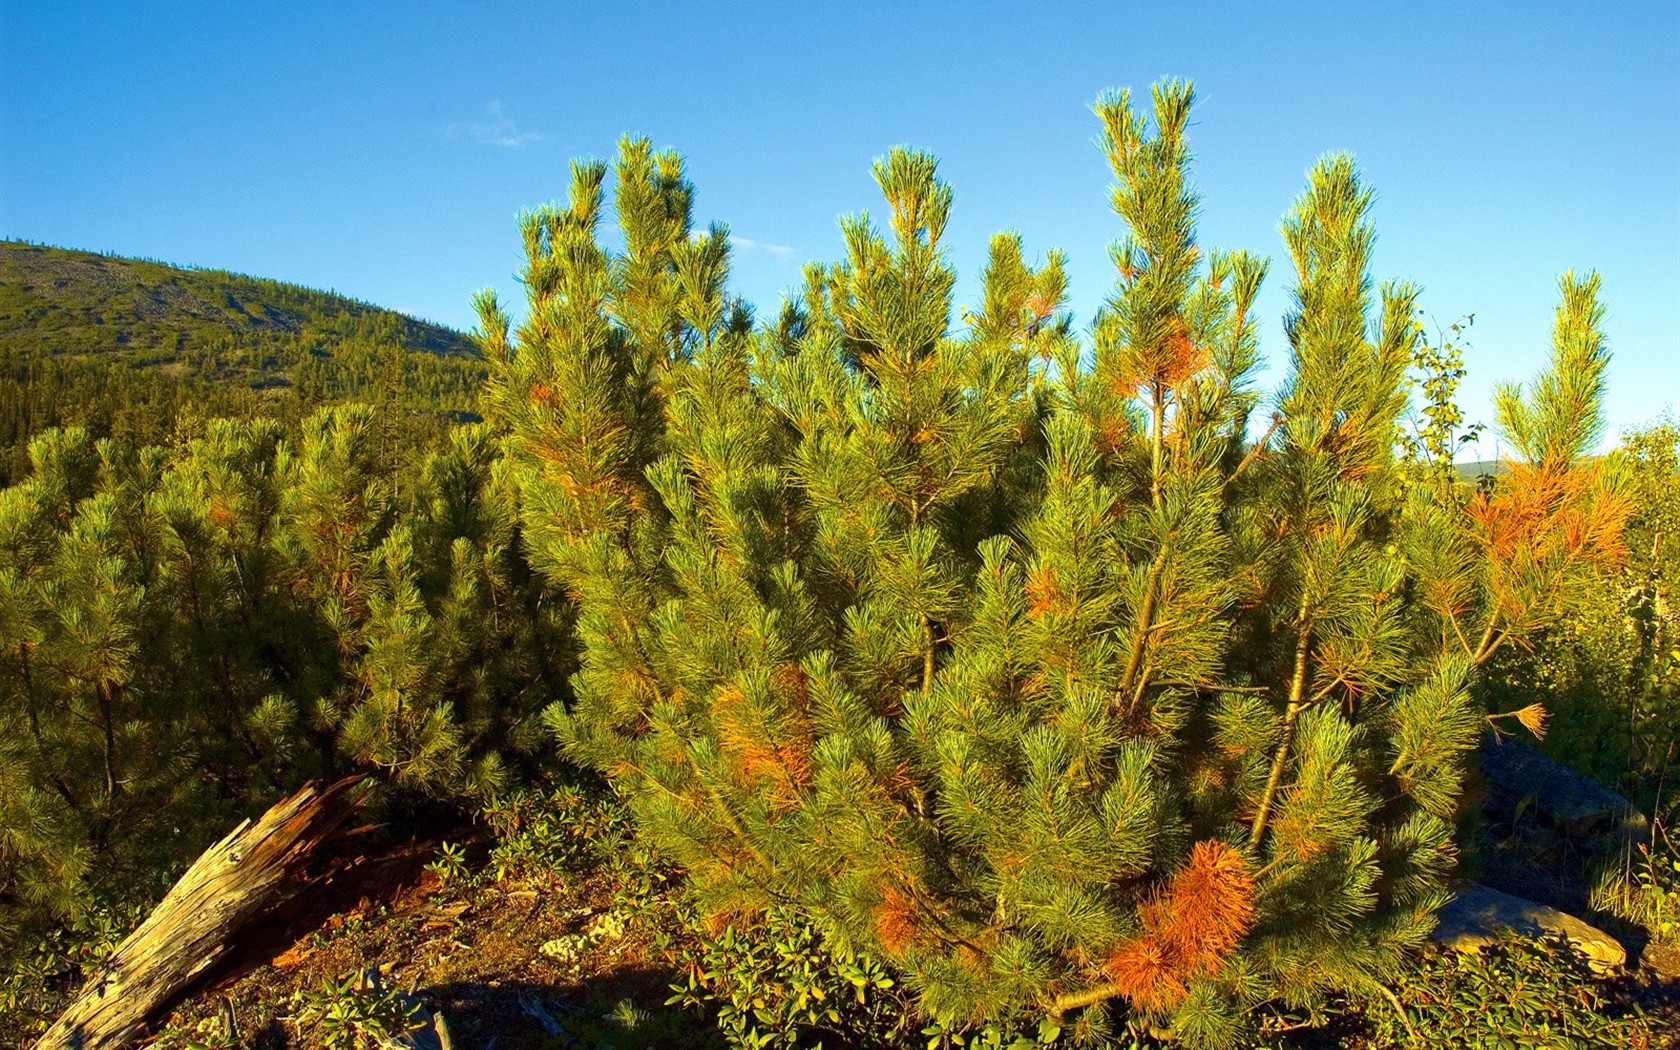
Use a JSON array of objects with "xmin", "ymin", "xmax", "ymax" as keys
[{"xmin": 488, "ymin": 83, "xmax": 1623, "ymax": 1045}]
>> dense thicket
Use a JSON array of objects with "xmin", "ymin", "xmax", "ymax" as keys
[
  {"xmin": 0, "ymin": 408, "xmax": 567, "ymax": 960},
  {"xmin": 486, "ymin": 83, "xmax": 1626, "ymax": 1045}
]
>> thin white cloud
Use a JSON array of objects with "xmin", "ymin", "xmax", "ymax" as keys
[
  {"xmin": 444, "ymin": 101, "xmax": 543, "ymax": 148},
  {"xmin": 733, "ymin": 235, "xmax": 796, "ymax": 262}
]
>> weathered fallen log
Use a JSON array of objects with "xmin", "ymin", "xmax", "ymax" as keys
[{"xmin": 35, "ymin": 777, "xmax": 370, "ymax": 1050}]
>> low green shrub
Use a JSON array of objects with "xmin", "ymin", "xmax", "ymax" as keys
[
  {"xmin": 294, "ymin": 971, "xmax": 427, "ymax": 1050},
  {"xmin": 1360, "ymin": 936, "xmax": 1657, "ymax": 1049},
  {"xmin": 424, "ymin": 839, "xmax": 471, "ymax": 887},
  {"xmin": 478, "ymin": 783, "xmax": 635, "ymax": 883},
  {"xmin": 666, "ymin": 905, "xmax": 913, "ymax": 1050}
]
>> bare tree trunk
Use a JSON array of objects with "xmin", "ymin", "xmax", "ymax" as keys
[{"xmin": 35, "ymin": 777, "xmax": 369, "ymax": 1050}]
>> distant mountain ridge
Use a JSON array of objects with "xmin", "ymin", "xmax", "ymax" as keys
[
  {"xmin": 0, "ymin": 240, "xmax": 474, "ymax": 363},
  {"xmin": 0, "ymin": 241, "xmax": 486, "ymax": 484}
]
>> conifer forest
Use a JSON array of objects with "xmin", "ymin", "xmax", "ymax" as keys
[{"xmin": 3, "ymin": 82, "xmax": 1678, "ymax": 1049}]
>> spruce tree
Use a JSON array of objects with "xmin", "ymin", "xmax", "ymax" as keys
[{"xmin": 493, "ymin": 85, "xmax": 1624, "ymax": 1045}]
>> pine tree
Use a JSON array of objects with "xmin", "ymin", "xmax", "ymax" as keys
[
  {"xmin": 493, "ymin": 86, "xmax": 1625, "ymax": 1045},
  {"xmin": 276, "ymin": 405, "xmax": 560, "ymax": 795}
]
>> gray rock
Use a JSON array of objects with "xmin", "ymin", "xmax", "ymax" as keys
[
  {"xmin": 1479, "ymin": 737, "xmax": 1647, "ymax": 846},
  {"xmin": 1431, "ymin": 881, "xmax": 1627, "ymax": 972}
]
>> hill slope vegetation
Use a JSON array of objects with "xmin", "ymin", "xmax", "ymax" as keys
[{"xmin": 0, "ymin": 241, "xmax": 486, "ymax": 482}]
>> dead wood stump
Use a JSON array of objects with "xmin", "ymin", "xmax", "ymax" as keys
[{"xmin": 35, "ymin": 777, "xmax": 369, "ymax": 1050}]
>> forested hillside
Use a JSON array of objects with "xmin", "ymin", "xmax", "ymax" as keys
[{"xmin": 0, "ymin": 242, "xmax": 486, "ymax": 483}]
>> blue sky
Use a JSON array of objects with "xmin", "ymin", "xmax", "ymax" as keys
[{"xmin": 3, "ymin": 2, "xmax": 1676, "ymax": 451}]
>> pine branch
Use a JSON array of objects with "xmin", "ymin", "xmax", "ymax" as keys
[
  {"xmin": 1151, "ymin": 383, "xmax": 1167, "ymax": 507},
  {"xmin": 18, "ymin": 647, "xmax": 82, "ymax": 814},
  {"xmin": 97, "ymin": 679, "xmax": 118, "ymax": 807},
  {"xmin": 1114, "ymin": 550, "xmax": 1169, "ymax": 713},
  {"xmin": 1373, "ymin": 981, "xmax": 1419, "ymax": 1042},
  {"xmin": 1248, "ymin": 600, "xmax": 1314, "ymax": 852},
  {"xmin": 1127, "ymin": 653, "xmax": 1156, "ymax": 719},
  {"xmin": 1471, "ymin": 616, "xmax": 1502, "ymax": 666},
  {"xmin": 1447, "ymin": 610, "xmax": 1475, "ymax": 661},
  {"xmin": 1047, "ymin": 980, "xmax": 1123, "ymax": 1024},
  {"xmin": 1222, "ymin": 413, "xmax": 1281, "ymax": 494}
]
